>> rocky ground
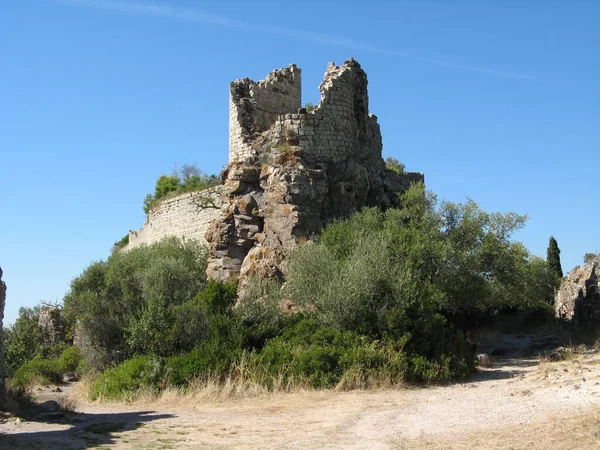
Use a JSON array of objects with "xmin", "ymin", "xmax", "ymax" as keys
[{"xmin": 1, "ymin": 332, "xmax": 600, "ymax": 449}]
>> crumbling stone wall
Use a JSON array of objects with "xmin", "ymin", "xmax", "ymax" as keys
[
  {"xmin": 556, "ymin": 257, "xmax": 600, "ymax": 327},
  {"xmin": 206, "ymin": 58, "xmax": 424, "ymax": 286},
  {"xmin": 229, "ymin": 64, "xmax": 301, "ymax": 162},
  {"xmin": 0, "ymin": 267, "xmax": 7, "ymax": 409},
  {"xmin": 125, "ymin": 188, "xmax": 223, "ymax": 250}
]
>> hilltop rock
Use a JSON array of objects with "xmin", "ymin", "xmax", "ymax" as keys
[
  {"xmin": 38, "ymin": 306, "xmax": 65, "ymax": 345},
  {"xmin": 555, "ymin": 256, "xmax": 600, "ymax": 327}
]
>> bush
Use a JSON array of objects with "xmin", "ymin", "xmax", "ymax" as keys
[
  {"xmin": 12, "ymin": 357, "xmax": 64, "ymax": 388},
  {"xmin": 166, "ymin": 281, "xmax": 242, "ymax": 385},
  {"xmin": 248, "ymin": 319, "xmax": 409, "ymax": 388},
  {"xmin": 385, "ymin": 156, "xmax": 405, "ymax": 174},
  {"xmin": 89, "ymin": 355, "xmax": 167, "ymax": 401},
  {"xmin": 63, "ymin": 237, "xmax": 209, "ymax": 367},
  {"xmin": 3, "ymin": 306, "xmax": 47, "ymax": 378},
  {"xmin": 60, "ymin": 346, "xmax": 82, "ymax": 374},
  {"xmin": 112, "ymin": 234, "xmax": 129, "ymax": 252},
  {"xmin": 10, "ymin": 345, "xmax": 83, "ymax": 388},
  {"xmin": 143, "ymin": 164, "xmax": 219, "ymax": 214}
]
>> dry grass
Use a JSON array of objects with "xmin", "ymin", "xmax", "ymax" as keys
[
  {"xmin": 393, "ymin": 407, "xmax": 600, "ymax": 449},
  {"xmin": 56, "ymin": 393, "xmax": 78, "ymax": 413},
  {"xmin": 85, "ymin": 356, "xmax": 313, "ymax": 407}
]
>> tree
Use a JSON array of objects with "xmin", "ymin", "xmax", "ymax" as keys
[
  {"xmin": 63, "ymin": 237, "xmax": 209, "ymax": 367},
  {"xmin": 547, "ymin": 236, "xmax": 563, "ymax": 282},
  {"xmin": 3, "ymin": 305, "xmax": 57, "ymax": 378},
  {"xmin": 285, "ymin": 183, "xmax": 542, "ymax": 333}
]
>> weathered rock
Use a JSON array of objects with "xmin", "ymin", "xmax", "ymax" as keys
[
  {"xmin": 38, "ymin": 306, "xmax": 65, "ymax": 345},
  {"xmin": 38, "ymin": 400, "xmax": 60, "ymax": 413},
  {"xmin": 0, "ymin": 266, "xmax": 7, "ymax": 409},
  {"xmin": 555, "ymin": 256, "xmax": 600, "ymax": 327},
  {"xmin": 207, "ymin": 59, "xmax": 424, "ymax": 291}
]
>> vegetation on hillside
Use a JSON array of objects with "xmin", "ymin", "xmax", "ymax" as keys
[{"xmin": 4, "ymin": 182, "xmax": 561, "ymax": 401}]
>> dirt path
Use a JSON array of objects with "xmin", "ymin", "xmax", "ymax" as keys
[{"xmin": 2, "ymin": 352, "xmax": 600, "ymax": 449}]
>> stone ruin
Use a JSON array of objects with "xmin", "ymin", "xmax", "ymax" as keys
[
  {"xmin": 206, "ymin": 58, "xmax": 423, "ymax": 287},
  {"xmin": 0, "ymin": 267, "xmax": 7, "ymax": 408},
  {"xmin": 38, "ymin": 306, "xmax": 65, "ymax": 345},
  {"xmin": 556, "ymin": 255, "xmax": 600, "ymax": 327}
]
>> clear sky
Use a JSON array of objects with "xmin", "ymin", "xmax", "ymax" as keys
[{"xmin": 1, "ymin": 0, "xmax": 598, "ymax": 325}]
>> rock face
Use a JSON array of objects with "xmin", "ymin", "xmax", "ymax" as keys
[
  {"xmin": 38, "ymin": 306, "xmax": 65, "ymax": 345},
  {"xmin": 555, "ymin": 256, "xmax": 600, "ymax": 326},
  {"xmin": 206, "ymin": 59, "xmax": 423, "ymax": 287},
  {"xmin": 0, "ymin": 267, "xmax": 7, "ymax": 409}
]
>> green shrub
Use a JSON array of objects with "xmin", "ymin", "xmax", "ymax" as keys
[
  {"xmin": 89, "ymin": 355, "xmax": 167, "ymax": 401},
  {"xmin": 63, "ymin": 237, "xmax": 209, "ymax": 367},
  {"xmin": 236, "ymin": 277, "xmax": 300, "ymax": 350},
  {"xmin": 12, "ymin": 357, "xmax": 64, "ymax": 388},
  {"xmin": 3, "ymin": 306, "xmax": 47, "ymax": 377},
  {"xmin": 248, "ymin": 319, "xmax": 409, "ymax": 388},
  {"xmin": 166, "ymin": 333, "xmax": 242, "ymax": 386},
  {"xmin": 143, "ymin": 164, "xmax": 219, "ymax": 214},
  {"xmin": 60, "ymin": 346, "xmax": 82, "ymax": 374},
  {"xmin": 385, "ymin": 156, "xmax": 405, "ymax": 174},
  {"xmin": 10, "ymin": 345, "xmax": 83, "ymax": 388},
  {"xmin": 112, "ymin": 234, "xmax": 129, "ymax": 252}
]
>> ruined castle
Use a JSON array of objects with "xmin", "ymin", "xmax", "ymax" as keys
[{"xmin": 126, "ymin": 58, "xmax": 423, "ymax": 286}]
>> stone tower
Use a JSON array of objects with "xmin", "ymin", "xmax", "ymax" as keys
[{"xmin": 205, "ymin": 59, "xmax": 424, "ymax": 287}]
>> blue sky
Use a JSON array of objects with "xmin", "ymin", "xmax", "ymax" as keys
[{"xmin": 1, "ymin": 0, "xmax": 598, "ymax": 325}]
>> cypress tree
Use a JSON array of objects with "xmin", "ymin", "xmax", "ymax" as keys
[{"xmin": 547, "ymin": 236, "xmax": 563, "ymax": 280}]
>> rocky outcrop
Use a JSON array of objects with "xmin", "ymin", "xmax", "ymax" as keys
[
  {"xmin": 0, "ymin": 267, "xmax": 7, "ymax": 409},
  {"xmin": 555, "ymin": 256, "xmax": 600, "ymax": 327},
  {"xmin": 206, "ymin": 59, "xmax": 423, "ymax": 288},
  {"xmin": 38, "ymin": 306, "xmax": 65, "ymax": 345}
]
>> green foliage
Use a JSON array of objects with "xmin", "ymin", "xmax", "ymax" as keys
[
  {"xmin": 547, "ymin": 236, "xmax": 563, "ymax": 283},
  {"xmin": 166, "ymin": 281, "xmax": 242, "ymax": 385},
  {"xmin": 237, "ymin": 278, "xmax": 294, "ymax": 350},
  {"xmin": 63, "ymin": 237, "xmax": 209, "ymax": 367},
  {"xmin": 59, "ymin": 345, "xmax": 82, "ymax": 374},
  {"xmin": 112, "ymin": 234, "xmax": 129, "ymax": 252},
  {"xmin": 10, "ymin": 346, "xmax": 82, "ymax": 388},
  {"xmin": 304, "ymin": 102, "xmax": 315, "ymax": 112},
  {"xmin": 385, "ymin": 156, "xmax": 405, "ymax": 174},
  {"xmin": 12, "ymin": 357, "xmax": 64, "ymax": 388},
  {"xmin": 89, "ymin": 355, "xmax": 167, "ymax": 400},
  {"xmin": 248, "ymin": 317, "xmax": 469, "ymax": 388},
  {"xmin": 143, "ymin": 164, "xmax": 219, "ymax": 214},
  {"xmin": 286, "ymin": 183, "xmax": 548, "ymax": 332},
  {"xmin": 382, "ymin": 309, "xmax": 475, "ymax": 380},
  {"xmin": 92, "ymin": 280, "xmax": 242, "ymax": 391},
  {"xmin": 3, "ymin": 305, "xmax": 48, "ymax": 378}
]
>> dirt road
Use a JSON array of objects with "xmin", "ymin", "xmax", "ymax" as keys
[{"xmin": 2, "ymin": 351, "xmax": 600, "ymax": 449}]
